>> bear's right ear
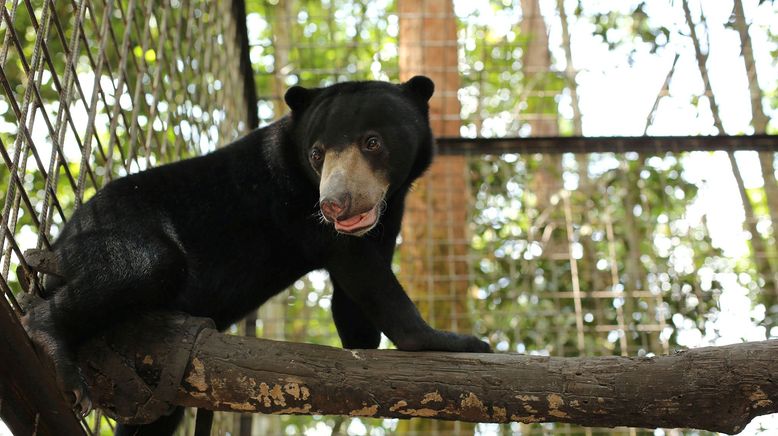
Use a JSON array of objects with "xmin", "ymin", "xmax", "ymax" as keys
[
  {"xmin": 284, "ymin": 85, "xmax": 318, "ymax": 113},
  {"xmin": 402, "ymin": 75, "xmax": 435, "ymax": 103}
]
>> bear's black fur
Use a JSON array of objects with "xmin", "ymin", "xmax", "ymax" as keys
[{"xmin": 22, "ymin": 76, "xmax": 490, "ymax": 434}]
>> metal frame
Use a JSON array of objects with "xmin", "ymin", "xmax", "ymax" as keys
[{"xmin": 437, "ymin": 134, "xmax": 778, "ymax": 155}]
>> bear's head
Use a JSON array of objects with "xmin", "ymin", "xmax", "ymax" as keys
[{"xmin": 285, "ymin": 76, "xmax": 435, "ymax": 236}]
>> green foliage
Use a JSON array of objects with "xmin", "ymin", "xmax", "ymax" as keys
[
  {"xmin": 466, "ymin": 151, "xmax": 729, "ymax": 359},
  {"xmin": 246, "ymin": 0, "xmax": 398, "ymax": 125},
  {"xmin": 590, "ymin": 2, "xmax": 670, "ymax": 59}
]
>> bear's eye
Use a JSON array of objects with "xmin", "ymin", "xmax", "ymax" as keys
[
  {"xmin": 364, "ymin": 136, "xmax": 381, "ymax": 151},
  {"xmin": 310, "ymin": 147, "xmax": 323, "ymax": 162}
]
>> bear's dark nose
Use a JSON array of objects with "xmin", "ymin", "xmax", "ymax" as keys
[{"xmin": 320, "ymin": 194, "xmax": 351, "ymax": 221}]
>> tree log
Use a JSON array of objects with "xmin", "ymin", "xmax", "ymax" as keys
[{"xmin": 80, "ymin": 313, "xmax": 778, "ymax": 434}]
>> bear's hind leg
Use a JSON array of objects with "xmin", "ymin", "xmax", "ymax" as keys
[
  {"xmin": 22, "ymin": 230, "xmax": 187, "ymax": 414},
  {"xmin": 23, "ymin": 295, "xmax": 92, "ymax": 414}
]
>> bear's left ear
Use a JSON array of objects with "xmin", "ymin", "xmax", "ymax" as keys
[
  {"xmin": 284, "ymin": 85, "xmax": 319, "ymax": 113},
  {"xmin": 402, "ymin": 75, "xmax": 435, "ymax": 102}
]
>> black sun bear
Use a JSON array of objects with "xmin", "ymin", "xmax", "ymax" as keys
[{"xmin": 22, "ymin": 76, "xmax": 491, "ymax": 434}]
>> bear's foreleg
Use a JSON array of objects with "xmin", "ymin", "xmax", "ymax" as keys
[{"xmin": 326, "ymin": 238, "xmax": 491, "ymax": 353}]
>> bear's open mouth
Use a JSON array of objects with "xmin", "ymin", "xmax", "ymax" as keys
[{"xmin": 333, "ymin": 205, "xmax": 379, "ymax": 234}]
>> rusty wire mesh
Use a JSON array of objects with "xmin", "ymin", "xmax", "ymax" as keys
[{"xmin": 0, "ymin": 0, "xmax": 253, "ymax": 432}]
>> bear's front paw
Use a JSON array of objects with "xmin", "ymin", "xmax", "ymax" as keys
[
  {"xmin": 462, "ymin": 335, "xmax": 492, "ymax": 353},
  {"xmin": 396, "ymin": 330, "xmax": 491, "ymax": 353},
  {"xmin": 447, "ymin": 333, "xmax": 491, "ymax": 353}
]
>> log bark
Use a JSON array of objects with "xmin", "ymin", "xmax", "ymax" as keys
[
  {"xmin": 0, "ymin": 289, "xmax": 85, "ymax": 436},
  {"xmin": 79, "ymin": 312, "xmax": 778, "ymax": 434}
]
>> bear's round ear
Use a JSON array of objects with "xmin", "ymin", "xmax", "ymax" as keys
[
  {"xmin": 284, "ymin": 85, "xmax": 314, "ymax": 113},
  {"xmin": 403, "ymin": 75, "xmax": 435, "ymax": 102}
]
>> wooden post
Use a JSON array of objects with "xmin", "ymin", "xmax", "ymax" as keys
[
  {"xmin": 398, "ymin": 0, "xmax": 470, "ymax": 336},
  {"xmin": 398, "ymin": 2, "xmax": 472, "ymax": 432}
]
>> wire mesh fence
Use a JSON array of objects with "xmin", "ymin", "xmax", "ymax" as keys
[
  {"xmin": 2, "ymin": 0, "xmax": 777, "ymax": 435},
  {"xmin": 0, "ymin": 0, "xmax": 253, "ymax": 433}
]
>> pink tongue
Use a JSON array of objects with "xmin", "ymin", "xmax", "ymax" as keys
[
  {"xmin": 337, "ymin": 214, "xmax": 364, "ymax": 226},
  {"xmin": 335, "ymin": 208, "xmax": 377, "ymax": 231}
]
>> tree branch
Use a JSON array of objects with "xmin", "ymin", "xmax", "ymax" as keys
[{"xmin": 79, "ymin": 312, "xmax": 778, "ymax": 434}]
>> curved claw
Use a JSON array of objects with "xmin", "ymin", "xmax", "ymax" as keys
[
  {"xmin": 57, "ymin": 366, "xmax": 92, "ymax": 418},
  {"xmin": 68, "ymin": 385, "xmax": 93, "ymax": 418}
]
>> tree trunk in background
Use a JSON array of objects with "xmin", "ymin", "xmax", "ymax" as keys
[
  {"xmin": 733, "ymin": 0, "xmax": 778, "ymax": 315},
  {"xmin": 398, "ymin": 1, "xmax": 472, "ymax": 433},
  {"xmin": 272, "ymin": 0, "xmax": 292, "ymax": 114},
  {"xmin": 681, "ymin": 0, "xmax": 777, "ymax": 301},
  {"xmin": 733, "ymin": 0, "xmax": 770, "ymax": 133},
  {"xmin": 520, "ymin": 0, "xmax": 562, "ymax": 208}
]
